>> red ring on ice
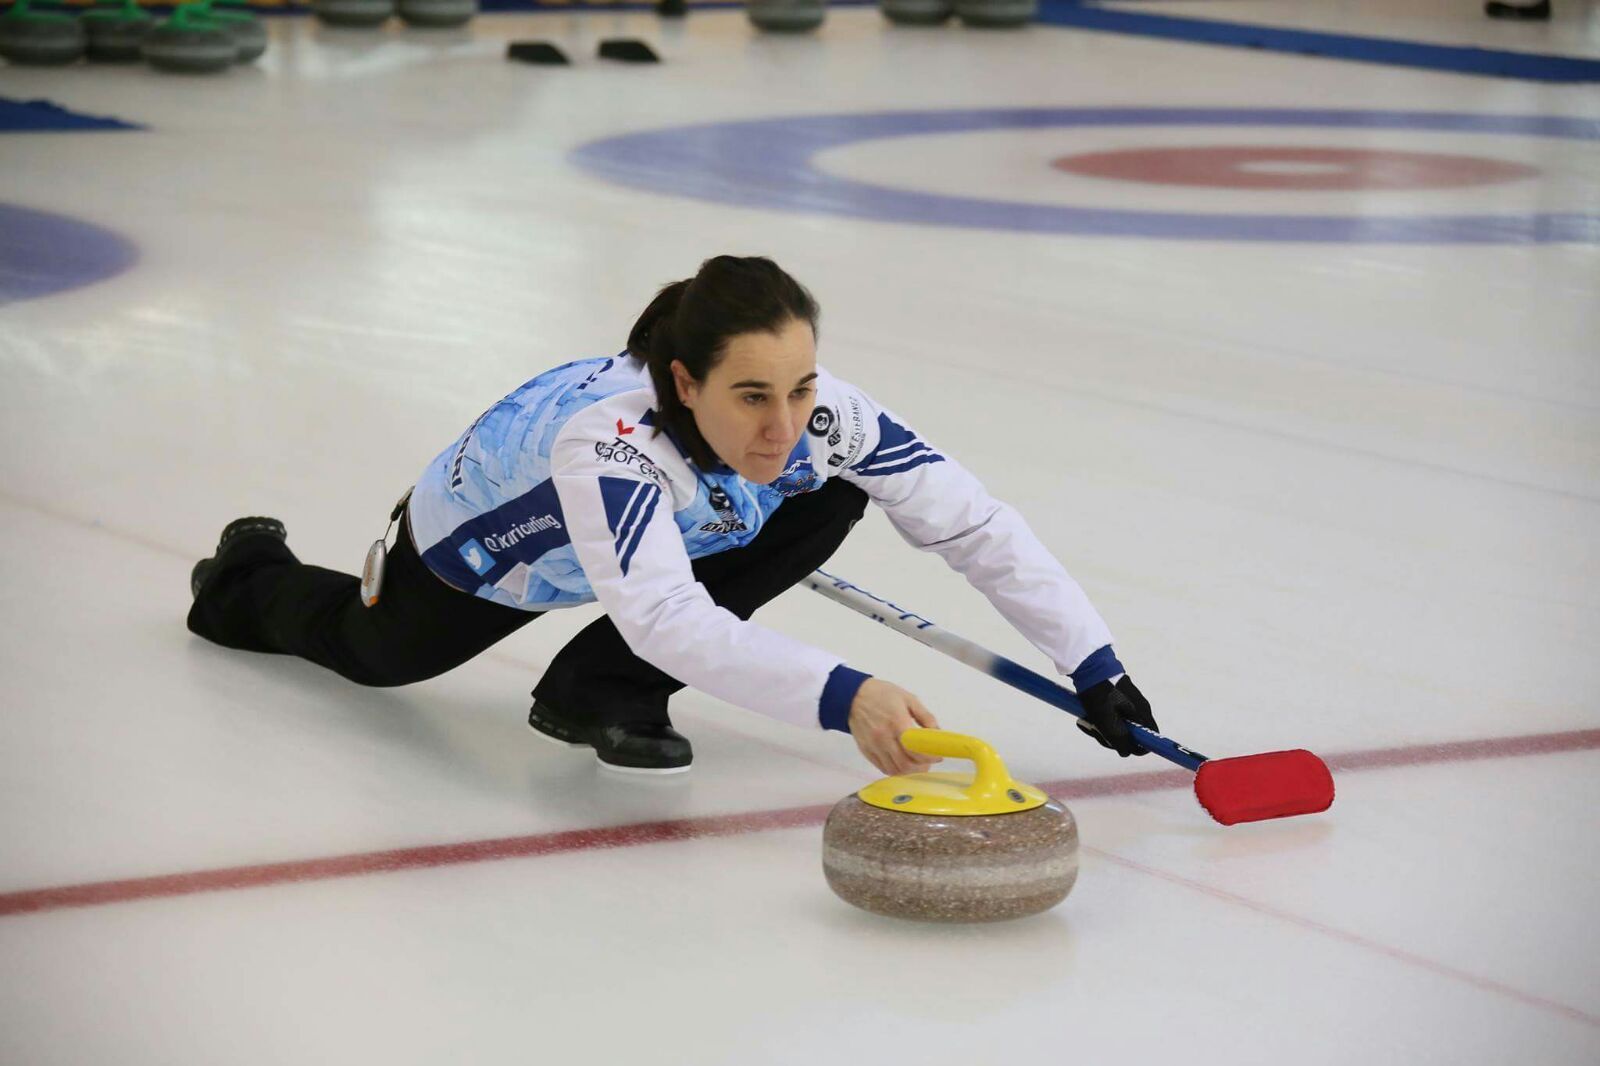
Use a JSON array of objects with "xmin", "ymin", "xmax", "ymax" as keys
[{"xmin": 1049, "ymin": 145, "xmax": 1542, "ymax": 190}]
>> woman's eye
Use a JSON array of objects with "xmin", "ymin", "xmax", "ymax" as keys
[
  {"xmin": 791, "ymin": 388, "xmax": 813, "ymax": 401},
  {"xmin": 742, "ymin": 394, "xmax": 767, "ymax": 405}
]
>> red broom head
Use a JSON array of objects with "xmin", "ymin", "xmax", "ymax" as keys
[{"xmin": 1193, "ymin": 749, "xmax": 1335, "ymax": 826}]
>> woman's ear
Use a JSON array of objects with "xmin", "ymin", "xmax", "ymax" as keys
[{"xmin": 669, "ymin": 360, "xmax": 697, "ymax": 409}]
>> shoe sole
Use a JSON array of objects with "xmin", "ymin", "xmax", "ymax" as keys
[
  {"xmin": 192, "ymin": 518, "xmax": 288, "ymax": 600},
  {"xmin": 528, "ymin": 713, "xmax": 691, "ymax": 773},
  {"xmin": 597, "ymin": 757, "xmax": 692, "ymax": 776}
]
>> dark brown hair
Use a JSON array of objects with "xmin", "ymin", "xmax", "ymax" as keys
[{"xmin": 627, "ymin": 256, "xmax": 820, "ymax": 470}]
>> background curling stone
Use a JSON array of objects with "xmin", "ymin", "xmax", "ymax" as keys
[
  {"xmin": 142, "ymin": 6, "xmax": 235, "ymax": 73},
  {"xmin": 597, "ymin": 38, "xmax": 659, "ymax": 63},
  {"xmin": 656, "ymin": 0, "xmax": 687, "ymax": 16},
  {"xmin": 0, "ymin": 1, "xmax": 86, "ymax": 67},
  {"xmin": 195, "ymin": 0, "xmax": 266, "ymax": 63},
  {"xmin": 81, "ymin": 0, "xmax": 152, "ymax": 63},
  {"xmin": 880, "ymin": 0, "xmax": 952, "ymax": 25},
  {"xmin": 747, "ymin": 0, "xmax": 825, "ymax": 32},
  {"xmin": 507, "ymin": 40, "xmax": 568, "ymax": 64},
  {"xmin": 822, "ymin": 730, "xmax": 1078, "ymax": 923},
  {"xmin": 397, "ymin": 0, "xmax": 477, "ymax": 29},
  {"xmin": 312, "ymin": 0, "xmax": 394, "ymax": 28},
  {"xmin": 954, "ymin": 0, "xmax": 1035, "ymax": 28}
]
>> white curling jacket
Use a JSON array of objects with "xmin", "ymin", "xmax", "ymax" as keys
[{"xmin": 407, "ymin": 355, "xmax": 1121, "ymax": 732}]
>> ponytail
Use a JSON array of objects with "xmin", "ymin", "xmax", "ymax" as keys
[{"xmin": 627, "ymin": 278, "xmax": 715, "ymax": 468}]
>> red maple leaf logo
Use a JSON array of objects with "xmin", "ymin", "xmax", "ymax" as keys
[{"xmin": 616, "ymin": 419, "xmax": 635, "ymax": 436}]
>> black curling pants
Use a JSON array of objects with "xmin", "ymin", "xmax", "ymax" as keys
[{"xmin": 186, "ymin": 479, "xmax": 869, "ymax": 727}]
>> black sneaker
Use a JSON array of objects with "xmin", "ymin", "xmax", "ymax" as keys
[
  {"xmin": 528, "ymin": 700, "xmax": 693, "ymax": 774},
  {"xmin": 527, "ymin": 699, "xmax": 592, "ymax": 749},
  {"xmin": 594, "ymin": 722, "xmax": 693, "ymax": 775},
  {"xmin": 190, "ymin": 517, "xmax": 288, "ymax": 598}
]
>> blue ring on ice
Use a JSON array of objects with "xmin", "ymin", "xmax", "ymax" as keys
[
  {"xmin": 0, "ymin": 204, "xmax": 140, "ymax": 303},
  {"xmin": 570, "ymin": 108, "xmax": 1600, "ymax": 243}
]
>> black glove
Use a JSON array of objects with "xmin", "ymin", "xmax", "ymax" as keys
[{"xmin": 1077, "ymin": 676, "xmax": 1158, "ymax": 757}]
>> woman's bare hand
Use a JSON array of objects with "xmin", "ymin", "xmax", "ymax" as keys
[{"xmin": 847, "ymin": 678, "xmax": 942, "ymax": 776}]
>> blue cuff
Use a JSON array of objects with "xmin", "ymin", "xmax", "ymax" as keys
[
  {"xmin": 819, "ymin": 665, "xmax": 872, "ymax": 733},
  {"xmin": 1070, "ymin": 645, "xmax": 1125, "ymax": 693}
]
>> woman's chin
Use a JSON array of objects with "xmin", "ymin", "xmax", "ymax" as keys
[{"xmin": 742, "ymin": 457, "xmax": 785, "ymax": 483}]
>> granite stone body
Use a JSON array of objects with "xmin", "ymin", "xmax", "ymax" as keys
[
  {"xmin": 954, "ymin": 0, "xmax": 1035, "ymax": 27},
  {"xmin": 312, "ymin": 0, "xmax": 395, "ymax": 28},
  {"xmin": 823, "ymin": 794, "xmax": 1078, "ymax": 922},
  {"xmin": 142, "ymin": 21, "xmax": 235, "ymax": 72},
  {"xmin": 82, "ymin": 11, "xmax": 151, "ymax": 63},
  {"xmin": 212, "ymin": 14, "xmax": 267, "ymax": 63},
  {"xmin": 747, "ymin": 0, "xmax": 826, "ymax": 33},
  {"xmin": 881, "ymin": 0, "xmax": 953, "ymax": 25},
  {"xmin": 0, "ymin": 15, "xmax": 86, "ymax": 66},
  {"xmin": 397, "ymin": 0, "xmax": 476, "ymax": 28}
]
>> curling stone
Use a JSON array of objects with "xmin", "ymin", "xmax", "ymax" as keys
[
  {"xmin": 194, "ymin": 0, "xmax": 267, "ymax": 63},
  {"xmin": 313, "ymin": 0, "xmax": 394, "ymax": 28},
  {"xmin": 142, "ymin": 6, "xmax": 235, "ymax": 73},
  {"xmin": 0, "ymin": 1, "xmax": 86, "ymax": 66},
  {"xmin": 881, "ymin": 0, "xmax": 952, "ymax": 25},
  {"xmin": 397, "ymin": 0, "xmax": 476, "ymax": 29},
  {"xmin": 81, "ymin": 0, "xmax": 152, "ymax": 63},
  {"xmin": 747, "ymin": 0, "xmax": 825, "ymax": 33},
  {"xmin": 823, "ymin": 730, "xmax": 1078, "ymax": 923},
  {"xmin": 954, "ymin": 0, "xmax": 1035, "ymax": 27}
]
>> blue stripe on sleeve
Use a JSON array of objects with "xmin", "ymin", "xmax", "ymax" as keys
[
  {"xmin": 612, "ymin": 481, "xmax": 652, "ymax": 555},
  {"xmin": 599, "ymin": 475, "xmax": 663, "ymax": 577},
  {"xmin": 850, "ymin": 413, "xmax": 945, "ymax": 477},
  {"xmin": 617, "ymin": 486, "xmax": 660, "ymax": 576}
]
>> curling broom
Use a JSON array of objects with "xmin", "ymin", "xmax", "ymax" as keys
[{"xmin": 804, "ymin": 569, "xmax": 1334, "ymax": 826}]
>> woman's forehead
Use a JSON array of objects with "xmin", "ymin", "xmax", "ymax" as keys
[{"xmin": 715, "ymin": 323, "xmax": 816, "ymax": 385}]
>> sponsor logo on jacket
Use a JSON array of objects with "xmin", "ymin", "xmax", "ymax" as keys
[
  {"xmin": 448, "ymin": 408, "xmax": 497, "ymax": 492},
  {"xmin": 458, "ymin": 538, "xmax": 494, "ymax": 576},
  {"xmin": 772, "ymin": 457, "xmax": 819, "ymax": 497},
  {"xmin": 842, "ymin": 396, "xmax": 866, "ymax": 465},
  {"xmin": 698, "ymin": 485, "xmax": 749, "ymax": 534},
  {"xmin": 482, "ymin": 513, "xmax": 564, "ymax": 552},
  {"xmin": 595, "ymin": 437, "xmax": 664, "ymax": 485}
]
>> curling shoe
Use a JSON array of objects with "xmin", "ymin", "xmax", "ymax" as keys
[
  {"xmin": 190, "ymin": 517, "xmax": 288, "ymax": 598},
  {"xmin": 528, "ymin": 700, "xmax": 693, "ymax": 775}
]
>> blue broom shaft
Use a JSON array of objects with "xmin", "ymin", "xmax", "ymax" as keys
[{"xmin": 804, "ymin": 569, "xmax": 1209, "ymax": 772}]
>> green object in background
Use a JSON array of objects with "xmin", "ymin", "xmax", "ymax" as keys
[
  {"xmin": 81, "ymin": 0, "xmax": 154, "ymax": 63},
  {"xmin": 191, "ymin": 0, "xmax": 269, "ymax": 63},
  {"xmin": 142, "ymin": 3, "xmax": 237, "ymax": 73},
  {"xmin": 0, "ymin": 0, "xmax": 88, "ymax": 66}
]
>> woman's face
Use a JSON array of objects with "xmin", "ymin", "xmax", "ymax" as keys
[{"xmin": 672, "ymin": 317, "xmax": 818, "ymax": 484}]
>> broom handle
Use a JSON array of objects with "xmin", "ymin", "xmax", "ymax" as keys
[{"xmin": 803, "ymin": 569, "xmax": 1209, "ymax": 773}]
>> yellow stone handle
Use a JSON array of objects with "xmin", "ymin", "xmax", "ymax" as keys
[{"xmin": 899, "ymin": 729, "xmax": 1019, "ymax": 806}]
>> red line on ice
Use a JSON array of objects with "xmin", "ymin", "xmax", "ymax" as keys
[{"xmin": 1, "ymin": 727, "xmax": 1595, "ymax": 919}]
